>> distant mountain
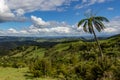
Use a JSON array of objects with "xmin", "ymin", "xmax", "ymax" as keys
[
  {"xmin": 0, "ymin": 36, "xmax": 37, "ymax": 42},
  {"xmin": 0, "ymin": 35, "xmax": 109, "ymax": 42},
  {"xmin": 0, "ymin": 34, "xmax": 118, "ymax": 54},
  {"xmin": 107, "ymin": 34, "xmax": 120, "ymax": 39}
]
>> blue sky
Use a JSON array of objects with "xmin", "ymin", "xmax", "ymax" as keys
[{"xmin": 0, "ymin": 0, "xmax": 120, "ymax": 37}]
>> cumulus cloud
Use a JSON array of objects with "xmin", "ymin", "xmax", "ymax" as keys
[
  {"xmin": 0, "ymin": 0, "xmax": 26, "ymax": 22},
  {"xmin": 1, "ymin": 0, "xmax": 79, "ymax": 22},
  {"xmin": 1, "ymin": 16, "xmax": 120, "ymax": 37},
  {"xmin": 0, "ymin": 16, "xmax": 81, "ymax": 36},
  {"xmin": 28, "ymin": 16, "xmax": 81, "ymax": 36},
  {"xmin": 0, "ymin": 0, "xmax": 15, "ymax": 22},
  {"xmin": 31, "ymin": 16, "xmax": 50, "ymax": 27}
]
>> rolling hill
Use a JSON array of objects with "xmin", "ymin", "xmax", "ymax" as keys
[{"xmin": 0, "ymin": 34, "xmax": 120, "ymax": 80}]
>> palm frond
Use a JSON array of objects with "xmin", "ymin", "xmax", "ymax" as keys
[
  {"xmin": 83, "ymin": 21, "xmax": 88, "ymax": 32},
  {"xmin": 78, "ymin": 19, "xmax": 87, "ymax": 27},
  {"xmin": 94, "ymin": 20, "xmax": 106, "ymax": 29},
  {"xmin": 94, "ymin": 16, "xmax": 109, "ymax": 22},
  {"xmin": 93, "ymin": 21, "xmax": 102, "ymax": 32}
]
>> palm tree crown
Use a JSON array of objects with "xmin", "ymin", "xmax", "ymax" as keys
[{"xmin": 78, "ymin": 16, "xmax": 109, "ymax": 34}]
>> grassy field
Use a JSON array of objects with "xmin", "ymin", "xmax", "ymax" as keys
[{"xmin": 0, "ymin": 67, "xmax": 56, "ymax": 80}]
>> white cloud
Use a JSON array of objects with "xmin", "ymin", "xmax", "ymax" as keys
[
  {"xmin": 6, "ymin": 0, "xmax": 78, "ymax": 12},
  {"xmin": 103, "ymin": 16, "xmax": 120, "ymax": 35},
  {"xmin": 27, "ymin": 16, "xmax": 120, "ymax": 36},
  {"xmin": 0, "ymin": 0, "xmax": 26, "ymax": 22},
  {"xmin": 1, "ymin": 16, "xmax": 120, "ymax": 37},
  {"xmin": 19, "ymin": 30, "xmax": 29, "ymax": 34},
  {"xmin": 28, "ymin": 16, "xmax": 80, "ymax": 36},
  {"xmin": 84, "ymin": 9, "xmax": 92, "ymax": 15},
  {"xmin": 0, "ymin": 0, "xmax": 15, "ymax": 22},
  {"xmin": 107, "ymin": 7, "xmax": 114, "ymax": 11},
  {"xmin": 15, "ymin": 9, "xmax": 25, "ymax": 16},
  {"xmin": 0, "ymin": 16, "xmax": 81, "ymax": 36},
  {"xmin": 104, "ymin": 28, "xmax": 117, "ymax": 33},
  {"xmin": 75, "ymin": 0, "xmax": 109, "ymax": 9},
  {"xmin": 31, "ymin": 16, "xmax": 50, "ymax": 27},
  {"xmin": 7, "ymin": 28, "xmax": 19, "ymax": 34},
  {"xmin": 2, "ymin": 0, "xmax": 73, "ymax": 22}
]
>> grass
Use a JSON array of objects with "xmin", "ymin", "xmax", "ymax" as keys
[
  {"xmin": 26, "ymin": 48, "xmax": 46, "ymax": 59},
  {"xmin": 11, "ymin": 46, "xmax": 46, "ymax": 59},
  {"xmin": 0, "ymin": 67, "xmax": 27, "ymax": 80},
  {"xmin": 0, "ymin": 67, "xmax": 57, "ymax": 80}
]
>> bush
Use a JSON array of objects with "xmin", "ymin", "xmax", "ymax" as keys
[
  {"xmin": 12, "ymin": 62, "xmax": 26, "ymax": 68},
  {"xmin": 29, "ymin": 58, "xmax": 52, "ymax": 77}
]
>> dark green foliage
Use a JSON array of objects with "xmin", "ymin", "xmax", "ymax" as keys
[
  {"xmin": 28, "ymin": 35, "xmax": 120, "ymax": 80},
  {"xmin": 12, "ymin": 62, "xmax": 26, "ymax": 68},
  {"xmin": 29, "ymin": 58, "xmax": 52, "ymax": 77}
]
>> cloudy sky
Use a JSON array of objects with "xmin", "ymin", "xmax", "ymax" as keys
[{"xmin": 0, "ymin": 0, "xmax": 120, "ymax": 37}]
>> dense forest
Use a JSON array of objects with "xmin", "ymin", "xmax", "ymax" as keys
[{"xmin": 0, "ymin": 34, "xmax": 120, "ymax": 80}]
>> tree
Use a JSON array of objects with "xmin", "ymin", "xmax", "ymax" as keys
[{"xmin": 78, "ymin": 15, "xmax": 109, "ymax": 60}]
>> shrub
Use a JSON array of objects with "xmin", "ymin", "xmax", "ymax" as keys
[
  {"xmin": 12, "ymin": 62, "xmax": 26, "ymax": 68},
  {"xmin": 29, "ymin": 58, "xmax": 52, "ymax": 77}
]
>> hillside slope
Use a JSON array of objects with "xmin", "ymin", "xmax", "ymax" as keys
[
  {"xmin": 29, "ymin": 35, "xmax": 120, "ymax": 80},
  {"xmin": 0, "ymin": 35, "xmax": 120, "ymax": 80}
]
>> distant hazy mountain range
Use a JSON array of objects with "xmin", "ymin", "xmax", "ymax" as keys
[{"xmin": 0, "ymin": 35, "xmax": 111, "ymax": 42}]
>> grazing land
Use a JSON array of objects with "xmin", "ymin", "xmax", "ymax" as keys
[{"xmin": 0, "ymin": 35, "xmax": 120, "ymax": 80}]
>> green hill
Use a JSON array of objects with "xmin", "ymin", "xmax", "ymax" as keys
[
  {"xmin": 29, "ymin": 35, "xmax": 120, "ymax": 80},
  {"xmin": 0, "ymin": 35, "xmax": 120, "ymax": 80}
]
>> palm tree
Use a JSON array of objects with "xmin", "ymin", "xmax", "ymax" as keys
[{"xmin": 78, "ymin": 15, "xmax": 109, "ymax": 60}]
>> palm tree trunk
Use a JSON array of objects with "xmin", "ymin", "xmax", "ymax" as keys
[{"xmin": 92, "ymin": 28, "xmax": 103, "ymax": 60}]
